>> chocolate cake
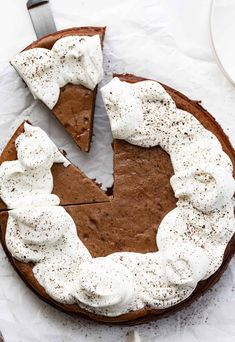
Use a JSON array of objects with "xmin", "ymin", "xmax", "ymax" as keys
[
  {"xmin": 12, "ymin": 27, "xmax": 106, "ymax": 152},
  {"xmin": 0, "ymin": 74, "xmax": 234, "ymax": 324},
  {"xmin": 0, "ymin": 123, "xmax": 109, "ymax": 210}
]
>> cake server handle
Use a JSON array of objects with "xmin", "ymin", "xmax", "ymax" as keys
[{"xmin": 26, "ymin": 0, "xmax": 57, "ymax": 39}]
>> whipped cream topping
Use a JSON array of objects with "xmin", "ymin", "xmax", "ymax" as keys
[
  {"xmin": 11, "ymin": 35, "xmax": 103, "ymax": 109},
  {"xmin": 74, "ymin": 258, "xmax": 135, "ymax": 313},
  {"xmin": 2, "ymin": 78, "xmax": 235, "ymax": 317},
  {"xmin": 99, "ymin": 77, "xmax": 233, "ymax": 314},
  {"xmin": 171, "ymin": 166, "xmax": 235, "ymax": 212},
  {"xmin": 6, "ymin": 206, "xmax": 76, "ymax": 262},
  {"xmin": 0, "ymin": 123, "xmax": 69, "ymax": 208}
]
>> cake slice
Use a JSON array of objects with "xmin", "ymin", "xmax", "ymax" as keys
[
  {"xmin": 0, "ymin": 122, "xmax": 109, "ymax": 210},
  {"xmin": 11, "ymin": 27, "xmax": 106, "ymax": 152}
]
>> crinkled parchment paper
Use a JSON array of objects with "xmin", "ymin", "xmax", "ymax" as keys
[{"xmin": 0, "ymin": 0, "xmax": 234, "ymax": 341}]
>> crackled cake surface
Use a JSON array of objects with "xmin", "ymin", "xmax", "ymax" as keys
[{"xmin": 0, "ymin": 74, "xmax": 234, "ymax": 323}]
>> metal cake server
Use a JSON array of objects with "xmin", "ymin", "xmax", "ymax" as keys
[{"xmin": 26, "ymin": 0, "xmax": 57, "ymax": 39}]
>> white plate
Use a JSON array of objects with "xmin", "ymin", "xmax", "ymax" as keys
[{"xmin": 210, "ymin": 0, "xmax": 235, "ymax": 85}]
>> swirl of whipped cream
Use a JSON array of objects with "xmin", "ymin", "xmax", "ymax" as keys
[
  {"xmin": 52, "ymin": 35, "xmax": 103, "ymax": 90},
  {"xmin": 6, "ymin": 206, "xmax": 73, "ymax": 262},
  {"xmin": 157, "ymin": 204, "xmax": 235, "ymax": 278},
  {"xmin": 33, "ymin": 232, "xmax": 92, "ymax": 304},
  {"xmin": 157, "ymin": 209, "xmax": 209, "ymax": 285},
  {"xmin": 16, "ymin": 123, "xmax": 67, "ymax": 169},
  {"xmin": 170, "ymin": 135, "xmax": 233, "ymax": 173},
  {"xmin": 74, "ymin": 258, "xmax": 135, "ymax": 312},
  {"xmin": 183, "ymin": 202, "xmax": 235, "ymax": 243},
  {"xmin": 101, "ymin": 77, "xmax": 176, "ymax": 147},
  {"xmin": 107, "ymin": 252, "xmax": 195, "ymax": 309},
  {"xmin": 11, "ymin": 35, "xmax": 103, "ymax": 109},
  {"xmin": 171, "ymin": 165, "xmax": 235, "ymax": 212},
  {"xmin": 11, "ymin": 49, "xmax": 64, "ymax": 109},
  {"xmin": 162, "ymin": 243, "xmax": 209, "ymax": 286},
  {"xmin": 101, "ymin": 78, "xmax": 143, "ymax": 139},
  {"xmin": 34, "ymin": 254, "xmax": 85, "ymax": 304},
  {"xmin": 0, "ymin": 123, "xmax": 69, "ymax": 208}
]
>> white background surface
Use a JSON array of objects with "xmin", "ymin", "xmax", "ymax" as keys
[{"xmin": 0, "ymin": 1, "xmax": 235, "ymax": 342}]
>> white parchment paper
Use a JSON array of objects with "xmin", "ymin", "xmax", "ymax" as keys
[{"xmin": 0, "ymin": 0, "xmax": 234, "ymax": 341}]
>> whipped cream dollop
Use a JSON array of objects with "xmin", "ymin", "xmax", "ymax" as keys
[
  {"xmin": 6, "ymin": 206, "xmax": 75, "ymax": 262},
  {"xmin": 0, "ymin": 123, "xmax": 69, "ymax": 208},
  {"xmin": 3, "ymin": 77, "xmax": 235, "ymax": 317},
  {"xmin": 11, "ymin": 35, "xmax": 103, "ymax": 109},
  {"xmin": 74, "ymin": 258, "xmax": 135, "ymax": 314},
  {"xmin": 171, "ymin": 166, "xmax": 235, "ymax": 212}
]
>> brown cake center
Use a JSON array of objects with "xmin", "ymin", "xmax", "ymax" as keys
[{"xmin": 68, "ymin": 140, "xmax": 177, "ymax": 257}]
